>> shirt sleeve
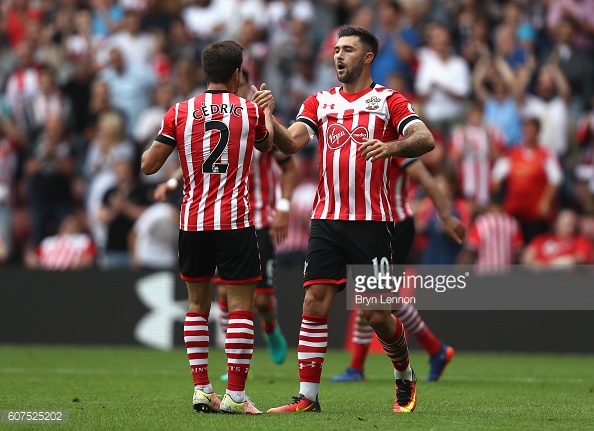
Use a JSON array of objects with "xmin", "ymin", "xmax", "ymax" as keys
[
  {"xmin": 296, "ymin": 94, "xmax": 319, "ymax": 136},
  {"xmin": 155, "ymin": 104, "xmax": 178, "ymax": 147},
  {"xmin": 386, "ymin": 92, "xmax": 422, "ymax": 136},
  {"xmin": 543, "ymin": 151, "xmax": 563, "ymax": 186},
  {"xmin": 491, "ymin": 156, "xmax": 511, "ymax": 182},
  {"xmin": 414, "ymin": 54, "xmax": 432, "ymax": 96}
]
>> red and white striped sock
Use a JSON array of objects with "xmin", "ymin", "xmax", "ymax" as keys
[
  {"xmin": 377, "ymin": 315, "xmax": 411, "ymax": 378},
  {"xmin": 218, "ymin": 297, "xmax": 229, "ymax": 337},
  {"xmin": 298, "ymin": 314, "xmax": 328, "ymax": 401},
  {"xmin": 349, "ymin": 309, "xmax": 373, "ymax": 371},
  {"xmin": 184, "ymin": 312, "xmax": 211, "ymax": 390},
  {"xmin": 393, "ymin": 303, "xmax": 441, "ymax": 356},
  {"xmin": 256, "ymin": 295, "xmax": 278, "ymax": 334},
  {"xmin": 225, "ymin": 310, "xmax": 254, "ymax": 402}
]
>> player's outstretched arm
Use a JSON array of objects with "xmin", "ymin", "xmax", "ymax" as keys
[
  {"xmin": 251, "ymin": 84, "xmax": 311, "ymax": 154},
  {"xmin": 271, "ymin": 118, "xmax": 312, "ymax": 155},
  {"xmin": 359, "ymin": 121, "xmax": 435, "ymax": 161},
  {"xmin": 407, "ymin": 160, "xmax": 466, "ymax": 244},
  {"xmin": 141, "ymin": 141, "xmax": 175, "ymax": 175}
]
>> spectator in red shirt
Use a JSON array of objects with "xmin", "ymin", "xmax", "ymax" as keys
[
  {"xmin": 458, "ymin": 190, "xmax": 524, "ymax": 273},
  {"xmin": 25, "ymin": 214, "xmax": 96, "ymax": 270},
  {"xmin": 521, "ymin": 209, "xmax": 594, "ymax": 266},
  {"xmin": 491, "ymin": 117, "xmax": 563, "ymax": 243},
  {"xmin": 3, "ymin": 0, "xmax": 43, "ymax": 50}
]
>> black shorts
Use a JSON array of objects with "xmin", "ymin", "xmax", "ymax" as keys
[
  {"xmin": 178, "ymin": 227, "xmax": 261, "ymax": 285},
  {"xmin": 393, "ymin": 217, "xmax": 415, "ymax": 265},
  {"xmin": 303, "ymin": 219, "xmax": 395, "ymax": 290},
  {"xmin": 255, "ymin": 227, "xmax": 275, "ymax": 293}
]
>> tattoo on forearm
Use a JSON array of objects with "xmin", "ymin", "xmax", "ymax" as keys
[{"xmin": 396, "ymin": 122, "xmax": 435, "ymax": 157}]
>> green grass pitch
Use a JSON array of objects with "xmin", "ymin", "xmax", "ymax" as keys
[{"xmin": 1, "ymin": 346, "xmax": 593, "ymax": 430}]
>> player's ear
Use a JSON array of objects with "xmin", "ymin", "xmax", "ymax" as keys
[{"xmin": 363, "ymin": 52, "xmax": 374, "ymax": 65}]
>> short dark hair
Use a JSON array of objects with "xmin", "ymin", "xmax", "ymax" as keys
[
  {"xmin": 523, "ymin": 117, "xmax": 541, "ymax": 132},
  {"xmin": 337, "ymin": 26, "xmax": 379, "ymax": 61},
  {"xmin": 202, "ymin": 40, "xmax": 244, "ymax": 84}
]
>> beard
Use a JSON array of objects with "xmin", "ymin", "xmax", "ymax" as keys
[{"xmin": 337, "ymin": 57, "xmax": 364, "ymax": 84}]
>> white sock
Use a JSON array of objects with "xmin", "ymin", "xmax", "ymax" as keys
[
  {"xmin": 395, "ymin": 365, "xmax": 413, "ymax": 382},
  {"xmin": 299, "ymin": 382, "xmax": 319, "ymax": 401},
  {"xmin": 196, "ymin": 384, "xmax": 213, "ymax": 394},
  {"xmin": 226, "ymin": 389, "xmax": 246, "ymax": 403}
]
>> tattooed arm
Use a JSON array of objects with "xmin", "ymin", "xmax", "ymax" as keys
[{"xmin": 358, "ymin": 121, "xmax": 435, "ymax": 161}]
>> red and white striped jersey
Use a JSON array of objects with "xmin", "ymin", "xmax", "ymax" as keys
[
  {"xmin": 156, "ymin": 90, "xmax": 268, "ymax": 231},
  {"xmin": 389, "ymin": 157, "xmax": 416, "ymax": 222},
  {"xmin": 4, "ymin": 67, "xmax": 40, "ymax": 124},
  {"xmin": 276, "ymin": 180, "xmax": 317, "ymax": 253},
  {"xmin": 296, "ymin": 83, "xmax": 421, "ymax": 221},
  {"xmin": 36, "ymin": 234, "xmax": 96, "ymax": 270},
  {"xmin": 466, "ymin": 212, "xmax": 524, "ymax": 271},
  {"xmin": 249, "ymin": 146, "xmax": 290, "ymax": 230},
  {"xmin": 449, "ymin": 124, "xmax": 503, "ymax": 207}
]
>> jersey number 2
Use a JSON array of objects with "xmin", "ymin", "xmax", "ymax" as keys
[{"xmin": 202, "ymin": 120, "xmax": 229, "ymax": 174}]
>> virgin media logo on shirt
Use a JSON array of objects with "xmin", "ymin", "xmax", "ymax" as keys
[{"xmin": 326, "ymin": 123, "xmax": 369, "ymax": 150}]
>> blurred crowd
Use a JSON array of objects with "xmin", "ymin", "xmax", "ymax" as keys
[{"xmin": 0, "ymin": 0, "xmax": 593, "ymax": 271}]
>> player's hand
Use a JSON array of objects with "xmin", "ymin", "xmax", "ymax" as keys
[
  {"xmin": 358, "ymin": 139, "xmax": 396, "ymax": 162},
  {"xmin": 251, "ymin": 83, "xmax": 274, "ymax": 110},
  {"xmin": 153, "ymin": 182, "xmax": 171, "ymax": 202},
  {"xmin": 442, "ymin": 214, "xmax": 466, "ymax": 244},
  {"xmin": 269, "ymin": 210, "xmax": 289, "ymax": 245}
]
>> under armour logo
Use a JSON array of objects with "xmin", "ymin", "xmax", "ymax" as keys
[
  {"xmin": 134, "ymin": 272, "xmax": 187, "ymax": 350},
  {"xmin": 326, "ymin": 123, "xmax": 369, "ymax": 150},
  {"xmin": 322, "ymin": 104, "xmax": 335, "ymax": 109},
  {"xmin": 299, "ymin": 362, "xmax": 317, "ymax": 369}
]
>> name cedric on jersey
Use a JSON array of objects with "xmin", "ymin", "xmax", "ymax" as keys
[{"xmin": 192, "ymin": 101, "xmax": 243, "ymax": 120}]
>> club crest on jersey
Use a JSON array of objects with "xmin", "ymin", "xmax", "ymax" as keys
[
  {"xmin": 365, "ymin": 96, "xmax": 381, "ymax": 110},
  {"xmin": 326, "ymin": 123, "xmax": 369, "ymax": 150}
]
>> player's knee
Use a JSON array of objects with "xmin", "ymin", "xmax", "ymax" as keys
[
  {"xmin": 363, "ymin": 310, "xmax": 390, "ymax": 330},
  {"xmin": 253, "ymin": 293, "xmax": 270, "ymax": 311},
  {"xmin": 303, "ymin": 286, "xmax": 331, "ymax": 315}
]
